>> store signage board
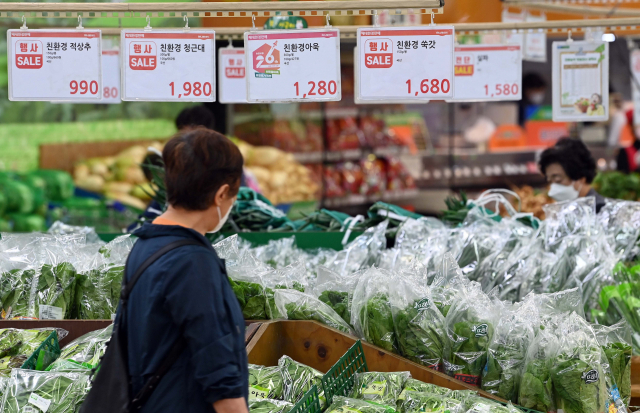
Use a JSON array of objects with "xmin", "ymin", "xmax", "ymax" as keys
[
  {"xmin": 631, "ymin": 49, "xmax": 640, "ymax": 127},
  {"xmin": 7, "ymin": 29, "xmax": 102, "ymax": 101},
  {"xmin": 244, "ymin": 29, "xmax": 341, "ymax": 103},
  {"xmin": 121, "ymin": 30, "xmax": 216, "ymax": 102},
  {"xmin": 450, "ymin": 44, "xmax": 522, "ymax": 102},
  {"xmin": 219, "ymin": 47, "xmax": 247, "ymax": 103},
  {"xmin": 356, "ymin": 26, "xmax": 455, "ymax": 102},
  {"xmin": 102, "ymin": 49, "xmax": 121, "ymax": 103},
  {"xmin": 552, "ymin": 40, "xmax": 609, "ymax": 122}
]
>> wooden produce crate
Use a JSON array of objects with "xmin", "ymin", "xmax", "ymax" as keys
[
  {"xmin": 0, "ymin": 320, "xmax": 112, "ymax": 346},
  {"xmin": 246, "ymin": 320, "xmax": 503, "ymax": 402},
  {"xmin": 631, "ymin": 356, "xmax": 640, "ymax": 406}
]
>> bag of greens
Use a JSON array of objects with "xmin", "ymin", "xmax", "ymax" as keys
[
  {"xmin": 0, "ymin": 328, "xmax": 65, "ymax": 377},
  {"xmin": 429, "ymin": 253, "xmax": 469, "ymax": 318},
  {"xmin": 213, "ymin": 235, "xmax": 240, "ymax": 261},
  {"xmin": 550, "ymin": 312, "xmax": 609, "ymax": 413},
  {"xmin": 517, "ymin": 326, "xmax": 557, "ymax": 413},
  {"xmin": 326, "ymin": 396, "xmax": 393, "ymax": 413},
  {"xmin": 466, "ymin": 398, "xmax": 522, "ymax": 413},
  {"xmin": 248, "ymin": 398, "xmax": 293, "ymax": 413},
  {"xmin": 397, "ymin": 391, "xmax": 464, "ymax": 413},
  {"xmin": 46, "ymin": 325, "xmax": 112, "ymax": 372},
  {"xmin": 263, "ymin": 261, "xmax": 308, "ymax": 320},
  {"xmin": 314, "ymin": 266, "xmax": 363, "ymax": 327},
  {"xmin": 593, "ymin": 321, "xmax": 632, "ymax": 406},
  {"xmin": 350, "ymin": 371, "xmax": 410, "ymax": 406},
  {"xmin": 248, "ymin": 364, "xmax": 284, "ymax": 400},
  {"xmin": 30, "ymin": 260, "xmax": 78, "ymax": 320},
  {"xmin": 274, "ymin": 289, "xmax": 353, "ymax": 334},
  {"xmin": 278, "ymin": 356, "xmax": 326, "ymax": 407},
  {"xmin": 324, "ymin": 221, "xmax": 388, "ymax": 276},
  {"xmin": 543, "ymin": 197, "xmax": 596, "ymax": 251},
  {"xmin": 398, "ymin": 379, "xmax": 449, "ymax": 401},
  {"xmin": 390, "ymin": 278, "xmax": 446, "ymax": 371},
  {"xmin": 482, "ymin": 301, "xmax": 536, "ymax": 402},
  {"xmin": 351, "ymin": 268, "xmax": 399, "ymax": 353},
  {"xmin": 443, "ymin": 283, "xmax": 496, "ymax": 387},
  {"xmin": 227, "ymin": 250, "xmax": 272, "ymax": 320},
  {"xmin": 445, "ymin": 390, "xmax": 480, "ymax": 409}
]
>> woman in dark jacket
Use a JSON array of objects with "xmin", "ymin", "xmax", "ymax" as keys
[{"xmin": 126, "ymin": 128, "xmax": 248, "ymax": 413}]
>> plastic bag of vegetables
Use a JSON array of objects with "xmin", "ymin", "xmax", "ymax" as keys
[
  {"xmin": 398, "ymin": 379, "xmax": 449, "ymax": 401},
  {"xmin": 517, "ymin": 325, "xmax": 558, "ymax": 413},
  {"xmin": 248, "ymin": 364, "xmax": 284, "ymax": 400},
  {"xmin": 248, "ymin": 398, "xmax": 293, "ymax": 413},
  {"xmin": 543, "ymin": 197, "xmax": 596, "ymax": 251},
  {"xmin": 593, "ymin": 321, "xmax": 632, "ymax": 406},
  {"xmin": 278, "ymin": 356, "xmax": 326, "ymax": 407},
  {"xmin": 0, "ymin": 328, "xmax": 64, "ymax": 376},
  {"xmin": 597, "ymin": 200, "xmax": 640, "ymax": 260},
  {"xmin": 30, "ymin": 262, "xmax": 77, "ymax": 319},
  {"xmin": 324, "ymin": 221, "xmax": 388, "ymax": 276},
  {"xmin": 227, "ymin": 250, "xmax": 272, "ymax": 320},
  {"xmin": 263, "ymin": 261, "xmax": 308, "ymax": 320},
  {"xmin": 397, "ymin": 391, "xmax": 465, "ymax": 413},
  {"xmin": 0, "ymin": 268, "xmax": 36, "ymax": 319},
  {"xmin": 350, "ymin": 371, "xmax": 410, "ymax": 406},
  {"xmin": 466, "ymin": 399, "xmax": 523, "ymax": 413},
  {"xmin": 313, "ymin": 266, "xmax": 363, "ymax": 327},
  {"xmin": 274, "ymin": 289, "xmax": 353, "ymax": 334},
  {"xmin": 326, "ymin": 396, "xmax": 391, "ymax": 413},
  {"xmin": 213, "ymin": 235, "xmax": 240, "ymax": 261},
  {"xmin": 76, "ymin": 265, "xmax": 123, "ymax": 320},
  {"xmin": 0, "ymin": 369, "xmax": 89, "ymax": 413},
  {"xmin": 46, "ymin": 325, "xmax": 112, "ymax": 372}
]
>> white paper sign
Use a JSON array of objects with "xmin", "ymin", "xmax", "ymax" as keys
[
  {"xmin": 121, "ymin": 30, "xmax": 216, "ymax": 102},
  {"xmin": 631, "ymin": 49, "xmax": 640, "ymax": 127},
  {"xmin": 39, "ymin": 305, "xmax": 63, "ymax": 320},
  {"xmin": 7, "ymin": 30, "xmax": 102, "ymax": 101},
  {"xmin": 101, "ymin": 49, "xmax": 121, "ymax": 103},
  {"xmin": 219, "ymin": 47, "xmax": 247, "ymax": 103},
  {"xmin": 357, "ymin": 26, "xmax": 455, "ymax": 102},
  {"xmin": 451, "ymin": 44, "xmax": 522, "ymax": 102},
  {"xmin": 502, "ymin": 10, "xmax": 525, "ymax": 49},
  {"xmin": 28, "ymin": 393, "xmax": 51, "ymax": 412},
  {"xmin": 552, "ymin": 41, "xmax": 609, "ymax": 122},
  {"xmin": 524, "ymin": 12, "xmax": 547, "ymax": 62},
  {"xmin": 245, "ymin": 29, "xmax": 341, "ymax": 102}
]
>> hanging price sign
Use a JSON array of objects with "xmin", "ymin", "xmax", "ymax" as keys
[
  {"xmin": 121, "ymin": 30, "xmax": 215, "ymax": 102},
  {"xmin": 451, "ymin": 45, "xmax": 522, "ymax": 102},
  {"xmin": 101, "ymin": 50, "xmax": 121, "ymax": 103},
  {"xmin": 219, "ymin": 47, "xmax": 247, "ymax": 103},
  {"xmin": 357, "ymin": 26, "xmax": 455, "ymax": 102},
  {"xmin": 244, "ymin": 29, "xmax": 341, "ymax": 103},
  {"xmin": 7, "ymin": 30, "xmax": 102, "ymax": 101}
]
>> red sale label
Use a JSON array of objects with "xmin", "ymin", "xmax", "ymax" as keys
[
  {"xmin": 364, "ymin": 39, "xmax": 393, "ymax": 68},
  {"xmin": 129, "ymin": 42, "xmax": 157, "ymax": 70},
  {"xmin": 15, "ymin": 40, "xmax": 43, "ymax": 69},
  {"xmin": 219, "ymin": 48, "xmax": 246, "ymax": 103},
  {"xmin": 454, "ymin": 53, "xmax": 474, "ymax": 76}
]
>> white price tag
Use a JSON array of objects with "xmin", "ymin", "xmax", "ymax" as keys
[
  {"xmin": 218, "ymin": 47, "xmax": 247, "ymax": 103},
  {"xmin": 631, "ymin": 49, "xmax": 640, "ymax": 127},
  {"xmin": 451, "ymin": 44, "xmax": 522, "ymax": 102},
  {"xmin": 552, "ymin": 41, "xmax": 609, "ymax": 122},
  {"xmin": 38, "ymin": 305, "xmax": 63, "ymax": 320},
  {"xmin": 524, "ymin": 12, "xmax": 547, "ymax": 62},
  {"xmin": 357, "ymin": 26, "xmax": 455, "ymax": 102},
  {"xmin": 7, "ymin": 30, "xmax": 102, "ymax": 101},
  {"xmin": 28, "ymin": 393, "xmax": 51, "ymax": 412},
  {"xmin": 101, "ymin": 50, "xmax": 121, "ymax": 103},
  {"xmin": 245, "ymin": 29, "xmax": 341, "ymax": 102},
  {"xmin": 501, "ymin": 10, "xmax": 525, "ymax": 49},
  {"xmin": 121, "ymin": 30, "xmax": 215, "ymax": 101}
]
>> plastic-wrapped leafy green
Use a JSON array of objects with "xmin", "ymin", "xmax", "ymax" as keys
[
  {"xmin": 31, "ymin": 262, "xmax": 77, "ymax": 319},
  {"xmin": 227, "ymin": 250, "xmax": 271, "ymax": 320},
  {"xmin": 398, "ymin": 379, "xmax": 449, "ymax": 401},
  {"xmin": 278, "ymin": 356, "xmax": 326, "ymax": 408},
  {"xmin": 76, "ymin": 266, "xmax": 123, "ymax": 320},
  {"xmin": 517, "ymin": 327, "xmax": 557, "ymax": 413},
  {"xmin": 466, "ymin": 399, "xmax": 522, "ymax": 413},
  {"xmin": 274, "ymin": 289, "xmax": 353, "ymax": 334},
  {"xmin": 248, "ymin": 364, "xmax": 284, "ymax": 400},
  {"xmin": 444, "ymin": 390, "xmax": 479, "ymax": 409},
  {"xmin": 46, "ymin": 325, "xmax": 112, "ymax": 372},
  {"xmin": 0, "ymin": 328, "xmax": 60, "ymax": 376},
  {"xmin": 326, "ymin": 396, "xmax": 394, "ymax": 413},
  {"xmin": 397, "ymin": 391, "xmax": 464, "ymax": 413},
  {"xmin": 314, "ymin": 266, "xmax": 362, "ymax": 327},
  {"xmin": 593, "ymin": 321, "xmax": 632, "ymax": 406},
  {"xmin": 0, "ymin": 269, "xmax": 35, "ymax": 319},
  {"xmin": 318, "ymin": 290, "xmax": 350, "ymax": 325},
  {"xmin": 248, "ymin": 398, "xmax": 293, "ymax": 413},
  {"xmin": 263, "ymin": 262, "xmax": 307, "ymax": 320},
  {"xmin": 0, "ymin": 369, "xmax": 89, "ymax": 413},
  {"xmin": 350, "ymin": 371, "xmax": 410, "ymax": 406}
]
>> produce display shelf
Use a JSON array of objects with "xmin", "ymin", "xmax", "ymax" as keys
[{"xmin": 630, "ymin": 356, "xmax": 640, "ymax": 406}]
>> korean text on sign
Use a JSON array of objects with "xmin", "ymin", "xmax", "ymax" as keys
[
  {"xmin": 357, "ymin": 26, "xmax": 455, "ymax": 102},
  {"xmin": 121, "ymin": 30, "xmax": 216, "ymax": 102},
  {"xmin": 244, "ymin": 29, "xmax": 341, "ymax": 103},
  {"xmin": 8, "ymin": 30, "xmax": 102, "ymax": 101},
  {"xmin": 218, "ymin": 48, "xmax": 247, "ymax": 103}
]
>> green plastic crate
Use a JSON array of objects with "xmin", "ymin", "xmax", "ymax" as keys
[
  {"xmin": 21, "ymin": 330, "xmax": 61, "ymax": 371},
  {"xmin": 321, "ymin": 340, "xmax": 368, "ymax": 406},
  {"xmin": 290, "ymin": 385, "xmax": 322, "ymax": 413}
]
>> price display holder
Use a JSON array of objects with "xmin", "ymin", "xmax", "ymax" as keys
[
  {"xmin": 7, "ymin": 29, "xmax": 102, "ymax": 101},
  {"xmin": 244, "ymin": 29, "xmax": 341, "ymax": 103},
  {"xmin": 631, "ymin": 49, "xmax": 640, "ymax": 127},
  {"xmin": 121, "ymin": 30, "xmax": 216, "ymax": 102},
  {"xmin": 102, "ymin": 49, "xmax": 121, "ymax": 103},
  {"xmin": 450, "ymin": 44, "xmax": 522, "ymax": 102},
  {"xmin": 219, "ymin": 46, "xmax": 247, "ymax": 103},
  {"xmin": 552, "ymin": 40, "xmax": 609, "ymax": 122},
  {"xmin": 356, "ymin": 26, "xmax": 455, "ymax": 102}
]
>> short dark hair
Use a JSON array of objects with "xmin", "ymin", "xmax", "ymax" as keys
[
  {"xmin": 163, "ymin": 128, "xmax": 243, "ymax": 210},
  {"xmin": 175, "ymin": 106, "xmax": 215, "ymax": 131},
  {"xmin": 538, "ymin": 137, "xmax": 597, "ymax": 184}
]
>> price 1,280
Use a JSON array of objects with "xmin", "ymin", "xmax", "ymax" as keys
[
  {"xmin": 406, "ymin": 79, "xmax": 451, "ymax": 96},
  {"xmin": 169, "ymin": 81, "xmax": 213, "ymax": 98},
  {"xmin": 294, "ymin": 80, "xmax": 338, "ymax": 98},
  {"xmin": 485, "ymin": 83, "xmax": 519, "ymax": 97},
  {"xmin": 70, "ymin": 80, "xmax": 99, "ymax": 95}
]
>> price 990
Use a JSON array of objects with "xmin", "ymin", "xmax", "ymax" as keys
[{"xmin": 70, "ymin": 80, "xmax": 99, "ymax": 95}]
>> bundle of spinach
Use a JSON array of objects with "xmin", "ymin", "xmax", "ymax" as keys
[
  {"xmin": 46, "ymin": 325, "xmax": 112, "ymax": 372},
  {"xmin": 31, "ymin": 262, "xmax": 77, "ymax": 319},
  {"xmin": 350, "ymin": 371, "xmax": 410, "ymax": 406},
  {"xmin": 0, "ymin": 269, "xmax": 35, "ymax": 319},
  {"xmin": 593, "ymin": 321, "xmax": 633, "ymax": 406},
  {"xmin": 398, "ymin": 379, "xmax": 449, "ymax": 401},
  {"xmin": 229, "ymin": 278, "xmax": 267, "ymax": 320},
  {"xmin": 248, "ymin": 364, "xmax": 284, "ymax": 401},
  {"xmin": 466, "ymin": 399, "xmax": 522, "ymax": 413},
  {"xmin": 397, "ymin": 391, "xmax": 464, "ymax": 413},
  {"xmin": 518, "ymin": 350, "xmax": 555, "ymax": 412},
  {"xmin": 248, "ymin": 399, "xmax": 293, "ymax": 413},
  {"xmin": 75, "ymin": 266, "xmax": 123, "ymax": 320},
  {"xmin": 445, "ymin": 390, "xmax": 481, "ymax": 409},
  {"xmin": 274, "ymin": 290, "xmax": 353, "ymax": 334},
  {"xmin": 357, "ymin": 293, "xmax": 397, "ymax": 353},
  {"xmin": 326, "ymin": 396, "xmax": 393, "ymax": 413},
  {"xmin": 318, "ymin": 291, "xmax": 350, "ymax": 326},
  {"xmin": 278, "ymin": 356, "xmax": 326, "ymax": 408}
]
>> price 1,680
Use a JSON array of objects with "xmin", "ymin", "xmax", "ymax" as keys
[
  {"xmin": 406, "ymin": 79, "xmax": 451, "ymax": 96},
  {"xmin": 485, "ymin": 83, "xmax": 519, "ymax": 97},
  {"xmin": 294, "ymin": 80, "xmax": 338, "ymax": 98},
  {"xmin": 169, "ymin": 81, "xmax": 213, "ymax": 98}
]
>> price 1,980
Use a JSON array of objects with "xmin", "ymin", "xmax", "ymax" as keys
[
  {"xmin": 294, "ymin": 80, "xmax": 338, "ymax": 98},
  {"xmin": 406, "ymin": 79, "xmax": 451, "ymax": 96},
  {"xmin": 169, "ymin": 81, "xmax": 213, "ymax": 98},
  {"xmin": 70, "ymin": 80, "xmax": 99, "ymax": 95},
  {"xmin": 484, "ymin": 83, "xmax": 519, "ymax": 97}
]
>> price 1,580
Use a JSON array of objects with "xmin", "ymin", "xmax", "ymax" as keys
[
  {"xmin": 485, "ymin": 83, "xmax": 519, "ymax": 97},
  {"xmin": 169, "ymin": 81, "xmax": 213, "ymax": 98},
  {"xmin": 294, "ymin": 80, "xmax": 338, "ymax": 98},
  {"xmin": 406, "ymin": 79, "xmax": 451, "ymax": 96}
]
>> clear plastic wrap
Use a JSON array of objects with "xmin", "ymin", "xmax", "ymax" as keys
[
  {"xmin": 274, "ymin": 289, "xmax": 353, "ymax": 334},
  {"xmin": 98, "ymin": 235, "xmax": 134, "ymax": 266},
  {"xmin": 398, "ymin": 379, "xmax": 449, "ymax": 400},
  {"xmin": 248, "ymin": 364, "xmax": 284, "ymax": 400},
  {"xmin": 46, "ymin": 325, "xmax": 112, "ymax": 372},
  {"xmin": 263, "ymin": 261, "xmax": 308, "ymax": 320},
  {"xmin": 349, "ymin": 371, "xmax": 411, "ymax": 405},
  {"xmin": 597, "ymin": 200, "xmax": 640, "ymax": 260},
  {"xmin": 313, "ymin": 266, "xmax": 362, "ymax": 326},
  {"xmin": 518, "ymin": 327, "xmax": 558, "ymax": 413},
  {"xmin": 76, "ymin": 264, "xmax": 123, "ymax": 320},
  {"xmin": 248, "ymin": 398, "xmax": 293, "ymax": 413},
  {"xmin": 47, "ymin": 221, "xmax": 102, "ymax": 245},
  {"xmin": 0, "ymin": 328, "xmax": 64, "ymax": 377},
  {"xmin": 523, "ymin": 287, "xmax": 585, "ymax": 330},
  {"xmin": 430, "ymin": 253, "xmax": 469, "ymax": 318},
  {"xmin": 252, "ymin": 237, "xmax": 298, "ymax": 269},
  {"xmin": 324, "ymin": 221, "xmax": 388, "ymax": 276},
  {"xmin": 593, "ymin": 321, "xmax": 632, "ymax": 406},
  {"xmin": 278, "ymin": 355, "xmax": 326, "ymax": 407},
  {"xmin": 465, "ymin": 398, "xmax": 522, "ymax": 413},
  {"xmin": 227, "ymin": 250, "xmax": 272, "ymax": 320},
  {"xmin": 0, "ymin": 369, "xmax": 89, "ymax": 413},
  {"xmin": 397, "ymin": 391, "xmax": 465, "ymax": 413},
  {"xmin": 543, "ymin": 197, "xmax": 597, "ymax": 251},
  {"xmin": 326, "ymin": 396, "xmax": 390, "ymax": 413},
  {"xmin": 213, "ymin": 234, "xmax": 239, "ymax": 261}
]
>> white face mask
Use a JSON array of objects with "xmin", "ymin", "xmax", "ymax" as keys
[
  {"xmin": 529, "ymin": 92, "xmax": 545, "ymax": 105},
  {"xmin": 548, "ymin": 182, "xmax": 581, "ymax": 202},
  {"xmin": 208, "ymin": 203, "xmax": 233, "ymax": 234}
]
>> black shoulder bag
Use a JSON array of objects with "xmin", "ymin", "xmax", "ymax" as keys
[{"xmin": 80, "ymin": 239, "xmax": 204, "ymax": 413}]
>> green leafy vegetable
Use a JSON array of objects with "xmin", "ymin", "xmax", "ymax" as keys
[
  {"xmin": 397, "ymin": 391, "xmax": 464, "ymax": 413},
  {"xmin": 229, "ymin": 278, "xmax": 267, "ymax": 320},
  {"xmin": 398, "ymin": 379, "xmax": 449, "ymax": 401},
  {"xmin": 350, "ymin": 371, "xmax": 410, "ymax": 406},
  {"xmin": 394, "ymin": 298, "xmax": 445, "ymax": 371},
  {"xmin": 46, "ymin": 325, "xmax": 112, "ymax": 372},
  {"xmin": 277, "ymin": 290, "xmax": 352, "ymax": 334},
  {"xmin": 76, "ymin": 266, "xmax": 123, "ymax": 320},
  {"xmin": 32, "ymin": 262, "xmax": 77, "ymax": 319},
  {"xmin": 445, "ymin": 320, "xmax": 493, "ymax": 386},
  {"xmin": 248, "ymin": 399, "xmax": 293, "ymax": 413},
  {"xmin": 326, "ymin": 396, "xmax": 394, "ymax": 413},
  {"xmin": 318, "ymin": 291, "xmax": 351, "ymax": 326},
  {"xmin": 466, "ymin": 399, "xmax": 521, "ymax": 413},
  {"xmin": 550, "ymin": 351, "xmax": 608, "ymax": 413},
  {"xmin": 278, "ymin": 355, "xmax": 326, "ymax": 408},
  {"xmin": 0, "ymin": 328, "xmax": 59, "ymax": 377},
  {"xmin": 0, "ymin": 269, "xmax": 35, "ymax": 319},
  {"xmin": 248, "ymin": 364, "xmax": 284, "ymax": 400},
  {"xmin": 602, "ymin": 342, "xmax": 631, "ymax": 406},
  {"xmin": 358, "ymin": 294, "xmax": 397, "ymax": 353}
]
